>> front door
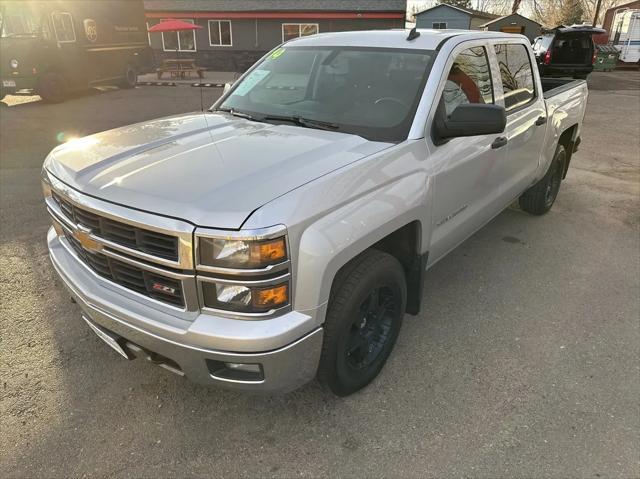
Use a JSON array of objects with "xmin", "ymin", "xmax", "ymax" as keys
[
  {"xmin": 427, "ymin": 43, "xmax": 508, "ymax": 264},
  {"xmin": 50, "ymin": 11, "xmax": 90, "ymax": 88}
]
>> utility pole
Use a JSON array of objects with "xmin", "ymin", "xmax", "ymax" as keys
[
  {"xmin": 592, "ymin": 0, "xmax": 603, "ymax": 26},
  {"xmin": 511, "ymin": 0, "xmax": 521, "ymax": 14}
]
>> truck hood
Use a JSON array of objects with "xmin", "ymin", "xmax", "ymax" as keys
[{"xmin": 45, "ymin": 112, "xmax": 390, "ymax": 229}]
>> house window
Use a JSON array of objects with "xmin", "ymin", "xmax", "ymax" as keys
[
  {"xmin": 432, "ymin": 22, "xmax": 447, "ymax": 29},
  {"xmin": 51, "ymin": 12, "xmax": 75, "ymax": 42},
  {"xmin": 208, "ymin": 20, "xmax": 232, "ymax": 46},
  {"xmin": 282, "ymin": 23, "xmax": 318, "ymax": 42},
  {"xmin": 161, "ymin": 18, "xmax": 196, "ymax": 52}
]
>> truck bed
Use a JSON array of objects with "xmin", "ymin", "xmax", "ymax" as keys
[{"xmin": 541, "ymin": 78, "xmax": 586, "ymax": 99}]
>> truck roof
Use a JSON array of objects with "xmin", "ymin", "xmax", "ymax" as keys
[{"xmin": 286, "ymin": 29, "xmax": 527, "ymax": 50}]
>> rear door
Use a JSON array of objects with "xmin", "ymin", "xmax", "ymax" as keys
[
  {"xmin": 426, "ymin": 40, "xmax": 507, "ymax": 263},
  {"xmin": 491, "ymin": 41, "xmax": 546, "ymax": 201},
  {"xmin": 551, "ymin": 32, "xmax": 593, "ymax": 67}
]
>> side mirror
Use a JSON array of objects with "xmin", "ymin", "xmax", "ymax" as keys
[
  {"xmin": 223, "ymin": 82, "xmax": 233, "ymax": 94},
  {"xmin": 432, "ymin": 103, "xmax": 506, "ymax": 145}
]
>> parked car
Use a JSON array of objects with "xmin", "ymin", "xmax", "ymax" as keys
[
  {"xmin": 532, "ymin": 25, "xmax": 606, "ymax": 79},
  {"xmin": 0, "ymin": 0, "xmax": 153, "ymax": 102},
  {"xmin": 43, "ymin": 30, "xmax": 588, "ymax": 396}
]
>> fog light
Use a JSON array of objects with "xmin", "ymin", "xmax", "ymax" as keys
[
  {"xmin": 206, "ymin": 359, "xmax": 264, "ymax": 382},
  {"xmin": 225, "ymin": 362, "xmax": 261, "ymax": 373}
]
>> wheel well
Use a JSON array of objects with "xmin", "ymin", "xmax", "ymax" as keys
[
  {"xmin": 370, "ymin": 221, "xmax": 426, "ymax": 316},
  {"xmin": 558, "ymin": 124, "xmax": 578, "ymax": 179}
]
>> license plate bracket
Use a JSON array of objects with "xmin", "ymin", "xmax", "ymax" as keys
[
  {"xmin": 83, "ymin": 316, "xmax": 132, "ymax": 359},
  {"xmin": 2, "ymin": 80, "xmax": 16, "ymax": 88}
]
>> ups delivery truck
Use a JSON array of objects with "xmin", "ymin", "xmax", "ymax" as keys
[{"xmin": 0, "ymin": 0, "xmax": 153, "ymax": 102}]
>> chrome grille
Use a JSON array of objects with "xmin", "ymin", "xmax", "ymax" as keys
[
  {"xmin": 66, "ymin": 233, "xmax": 185, "ymax": 307},
  {"xmin": 52, "ymin": 192, "xmax": 179, "ymax": 261}
]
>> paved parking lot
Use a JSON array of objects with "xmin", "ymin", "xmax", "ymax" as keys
[{"xmin": 1, "ymin": 72, "xmax": 639, "ymax": 478}]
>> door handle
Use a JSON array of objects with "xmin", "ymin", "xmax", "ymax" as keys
[
  {"xmin": 535, "ymin": 116, "xmax": 547, "ymax": 126},
  {"xmin": 491, "ymin": 136, "xmax": 508, "ymax": 149}
]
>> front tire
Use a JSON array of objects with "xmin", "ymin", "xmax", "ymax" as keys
[
  {"xmin": 119, "ymin": 64, "xmax": 137, "ymax": 89},
  {"xmin": 38, "ymin": 72, "xmax": 67, "ymax": 103},
  {"xmin": 519, "ymin": 144, "xmax": 566, "ymax": 215},
  {"xmin": 318, "ymin": 249, "xmax": 407, "ymax": 396}
]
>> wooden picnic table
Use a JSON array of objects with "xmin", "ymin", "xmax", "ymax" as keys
[{"xmin": 156, "ymin": 58, "xmax": 205, "ymax": 79}]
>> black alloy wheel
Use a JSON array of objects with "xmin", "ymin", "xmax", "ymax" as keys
[
  {"xmin": 318, "ymin": 249, "xmax": 407, "ymax": 396},
  {"xmin": 345, "ymin": 286, "xmax": 398, "ymax": 371}
]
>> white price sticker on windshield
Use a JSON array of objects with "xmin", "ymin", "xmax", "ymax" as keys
[{"xmin": 231, "ymin": 69, "xmax": 270, "ymax": 97}]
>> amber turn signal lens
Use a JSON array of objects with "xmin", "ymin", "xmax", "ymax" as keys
[
  {"xmin": 250, "ymin": 238, "xmax": 286, "ymax": 264},
  {"xmin": 253, "ymin": 284, "xmax": 288, "ymax": 309}
]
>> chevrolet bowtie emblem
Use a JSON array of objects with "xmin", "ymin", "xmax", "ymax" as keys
[{"xmin": 73, "ymin": 225, "xmax": 102, "ymax": 253}]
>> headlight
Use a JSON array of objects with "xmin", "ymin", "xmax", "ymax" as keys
[
  {"xmin": 201, "ymin": 280, "xmax": 289, "ymax": 313},
  {"xmin": 198, "ymin": 236, "xmax": 287, "ymax": 269},
  {"xmin": 196, "ymin": 226, "xmax": 291, "ymax": 315},
  {"xmin": 10, "ymin": 59, "xmax": 18, "ymax": 69},
  {"xmin": 41, "ymin": 168, "xmax": 52, "ymax": 198}
]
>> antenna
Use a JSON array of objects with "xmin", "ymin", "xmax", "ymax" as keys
[{"xmin": 407, "ymin": 26, "xmax": 420, "ymax": 41}]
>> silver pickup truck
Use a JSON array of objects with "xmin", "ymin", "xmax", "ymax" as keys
[{"xmin": 43, "ymin": 30, "xmax": 588, "ymax": 396}]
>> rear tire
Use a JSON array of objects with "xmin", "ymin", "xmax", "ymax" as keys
[
  {"xmin": 318, "ymin": 249, "xmax": 407, "ymax": 396},
  {"xmin": 119, "ymin": 64, "xmax": 137, "ymax": 89},
  {"xmin": 38, "ymin": 72, "xmax": 67, "ymax": 103},
  {"xmin": 519, "ymin": 144, "xmax": 566, "ymax": 215}
]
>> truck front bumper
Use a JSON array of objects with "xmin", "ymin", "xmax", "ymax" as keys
[
  {"xmin": 2, "ymin": 75, "xmax": 38, "ymax": 94},
  {"xmin": 48, "ymin": 228, "xmax": 324, "ymax": 393}
]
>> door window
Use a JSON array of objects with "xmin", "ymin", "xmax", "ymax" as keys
[
  {"xmin": 494, "ymin": 43, "xmax": 535, "ymax": 111},
  {"xmin": 51, "ymin": 12, "xmax": 75, "ymax": 43},
  {"xmin": 442, "ymin": 46, "xmax": 494, "ymax": 116}
]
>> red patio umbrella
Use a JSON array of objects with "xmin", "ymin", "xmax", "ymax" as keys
[
  {"xmin": 147, "ymin": 19, "xmax": 203, "ymax": 33},
  {"xmin": 148, "ymin": 19, "xmax": 202, "ymax": 61}
]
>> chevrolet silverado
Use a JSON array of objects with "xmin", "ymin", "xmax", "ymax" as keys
[{"xmin": 43, "ymin": 29, "xmax": 588, "ymax": 396}]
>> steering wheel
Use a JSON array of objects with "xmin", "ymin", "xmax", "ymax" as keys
[{"xmin": 374, "ymin": 97, "xmax": 409, "ymax": 109}]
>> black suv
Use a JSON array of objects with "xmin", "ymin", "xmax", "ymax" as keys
[{"xmin": 532, "ymin": 26, "xmax": 606, "ymax": 79}]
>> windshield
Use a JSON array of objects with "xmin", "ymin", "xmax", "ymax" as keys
[
  {"xmin": 216, "ymin": 46, "xmax": 434, "ymax": 142},
  {"xmin": 0, "ymin": 5, "xmax": 43, "ymax": 38}
]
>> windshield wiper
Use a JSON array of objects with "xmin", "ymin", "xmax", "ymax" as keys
[
  {"xmin": 212, "ymin": 107, "xmax": 256, "ymax": 120},
  {"xmin": 260, "ymin": 114, "xmax": 340, "ymax": 132},
  {"xmin": 212, "ymin": 109, "xmax": 340, "ymax": 132}
]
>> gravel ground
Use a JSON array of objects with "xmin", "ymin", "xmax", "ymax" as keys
[{"xmin": 0, "ymin": 72, "xmax": 639, "ymax": 478}]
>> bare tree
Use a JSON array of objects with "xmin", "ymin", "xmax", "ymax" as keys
[
  {"xmin": 442, "ymin": 0, "xmax": 473, "ymax": 9},
  {"xmin": 474, "ymin": 0, "xmax": 512, "ymax": 14},
  {"xmin": 531, "ymin": 0, "xmax": 632, "ymax": 27},
  {"xmin": 512, "ymin": 0, "xmax": 522, "ymax": 13}
]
